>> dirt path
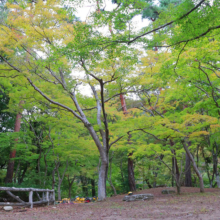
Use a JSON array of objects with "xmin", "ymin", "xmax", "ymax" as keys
[{"xmin": 1, "ymin": 187, "xmax": 220, "ymax": 220}]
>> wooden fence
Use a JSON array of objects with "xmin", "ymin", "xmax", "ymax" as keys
[{"xmin": 0, "ymin": 187, "xmax": 55, "ymax": 208}]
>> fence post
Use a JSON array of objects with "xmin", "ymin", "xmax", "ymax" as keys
[
  {"xmin": 46, "ymin": 190, "xmax": 49, "ymax": 205},
  {"xmin": 29, "ymin": 190, "xmax": 33, "ymax": 208},
  {"xmin": 53, "ymin": 190, "xmax": 55, "ymax": 205}
]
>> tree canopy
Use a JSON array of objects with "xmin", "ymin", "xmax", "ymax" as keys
[{"xmin": 0, "ymin": 0, "xmax": 220, "ymax": 201}]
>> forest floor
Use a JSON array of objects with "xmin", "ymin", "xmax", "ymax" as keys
[{"xmin": 1, "ymin": 187, "xmax": 220, "ymax": 220}]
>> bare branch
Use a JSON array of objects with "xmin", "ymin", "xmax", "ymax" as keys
[
  {"xmin": 194, "ymin": 85, "xmax": 210, "ymax": 98},
  {"xmin": 174, "ymin": 41, "xmax": 188, "ymax": 76},
  {"xmin": 109, "ymin": 136, "xmax": 125, "ymax": 148},
  {"xmin": 201, "ymin": 65, "xmax": 220, "ymax": 78},
  {"xmin": 0, "ymin": 55, "xmax": 21, "ymax": 72},
  {"xmin": 132, "ymin": 128, "xmax": 166, "ymax": 141},
  {"xmin": 116, "ymin": 0, "xmax": 206, "ymax": 44},
  {"xmin": 27, "ymin": 77, "xmax": 83, "ymax": 121}
]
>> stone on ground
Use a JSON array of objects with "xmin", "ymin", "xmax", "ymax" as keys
[
  {"xmin": 3, "ymin": 206, "xmax": 13, "ymax": 211},
  {"xmin": 161, "ymin": 189, "xmax": 176, "ymax": 194},
  {"xmin": 123, "ymin": 194, "xmax": 154, "ymax": 202}
]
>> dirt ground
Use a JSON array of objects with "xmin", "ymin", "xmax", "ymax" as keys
[{"xmin": 1, "ymin": 187, "xmax": 220, "ymax": 220}]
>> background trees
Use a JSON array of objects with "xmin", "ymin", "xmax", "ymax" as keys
[{"xmin": 0, "ymin": 0, "xmax": 219, "ymax": 201}]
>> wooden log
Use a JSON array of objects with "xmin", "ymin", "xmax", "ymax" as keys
[
  {"xmin": 0, "ymin": 202, "xmax": 26, "ymax": 206},
  {"xmin": 29, "ymin": 191, "xmax": 33, "ymax": 208},
  {"xmin": 0, "ymin": 187, "xmax": 54, "ymax": 192},
  {"xmin": 33, "ymin": 200, "xmax": 48, "ymax": 205},
  {"xmin": 42, "ymin": 192, "xmax": 45, "ymax": 201},
  {"xmin": 6, "ymin": 191, "xmax": 26, "ymax": 204},
  {"xmin": 0, "ymin": 201, "xmax": 48, "ymax": 206},
  {"xmin": 36, "ymin": 192, "xmax": 42, "ymax": 201}
]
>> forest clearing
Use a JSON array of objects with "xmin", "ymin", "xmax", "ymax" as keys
[
  {"xmin": 1, "ymin": 188, "xmax": 220, "ymax": 220},
  {"xmin": 0, "ymin": 0, "xmax": 220, "ymax": 217}
]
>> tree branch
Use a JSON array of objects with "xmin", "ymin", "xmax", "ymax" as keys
[
  {"xmin": 109, "ymin": 136, "xmax": 125, "ymax": 148},
  {"xmin": 117, "ymin": 0, "xmax": 206, "ymax": 44},
  {"xmin": 26, "ymin": 77, "xmax": 83, "ymax": 121}
]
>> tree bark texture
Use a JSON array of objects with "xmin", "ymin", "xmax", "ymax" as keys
[
  {"xmin": 120, "ymin": 94, "xmax": 136, "ymax": 191},
  {"xmin": 172, "ymin": 151, "xmax": 180, "ymax": 194},
  {"xmin": 57, "ymin": 182, "xmax": 61, "ymax": 201},
  {"xmin": 145, "ymin": 179, "xmax": 152, "ymax": 188},
  {"xmin": 127, "ymin": 132, "xmax": 136, "ymax": 191},
  {"xmin": 171, "ymin": 158, "xmax": 174, "ymax": 187},
  {"xmin": 81, "ymin": 176, "xmax": 89, "ymax": 197},
  {"xmin": 183, "ymin": 141, "xmax": 204, "ymax": 192},
  {"xmin": 56, "ymin": 160, "xmax": 68, "ymax": 201},
  {"xmin": 185, "ymin": 152, "xmax": 192, "ymax": 187},
  {"xmin": 108, "ymin": 152, "xmax": 117, "ymax": 196},
  {"xmin": 120, "ymin": 94, "xmax": 128, "ymax": 113},
  {"xmin": 91, "ymin": 179, "xmax": 96, "ymax": 197},
  {"xmin": 98, "ymin": 159, "xmax": 108, "ymax": 201},
  {"xmin": 68, "ymin": 175, "xmax": 75, "ymax": 198},
  {"xmin": 128, "ymin": 152, "xmax": 136, "ymax": 191},
  {"xmin": 213, "ymin": 142, "xmax": 220, "ymax": 188},
  {"xmin": 170, "ymin": 140, "xmax": 181, "ymax": 194}
]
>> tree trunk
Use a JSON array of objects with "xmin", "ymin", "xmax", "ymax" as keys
[
  {"xmin": 57, "ymin": 181, "xmax": 61, "ymax": 201},
  {"xmin": 170, "ymin": 140, "xmax": 181, "ymax": 193},
  {"xmin": 5, "ymin": 109, "xmax": 22, "ymax": 183},
  {"xmin": 185, "ymin": 152, "xmax": 192, "ymax": 187},
  {"xmin": 52, "ymin": 168, "xmax": 56, "ymax": 190},
  {"xmin": 175, "ymin": 166, "xmax": 180, "ymax": 194},
  {"xmin": 183, "ymin": 141, "xmax": 204, "ymax": 192},
  {"xmin": 171, "ymin": 157, "xmax": 174, "ymax": 187},
  {"xmin": 44, "ymin": 154, "xmax": 48, "ymax": 187},
  {"xmin": 120, "ymin": 94, "xmax": 128, "ymax": 113},
  {"xmin": 127, "ymin": 130, "xmax": 136, "ymax": 191},
  {"xmin": 174, "ymin": 156, "xmax": 180, "ymax": 185},
  {"xmin": 68, "ymin": 175, "xmax": 75, "ymax": 198},
  {"xmin": 68, "ymin": 183, "xmax": 72, "ymax": 198},
  {"xmin": 98, "ymin": 159, "xmax": 108, "ymax": 201},
  {"xmin": 216, "ymin": 174, "xmax": 220, "ymax": 188},
  {"xmin": 170, "ymin": 141, "xmax": 180, "ymax": 193},
  {"xmin": 213, "ymin": 142, "xmax": 220, "ymax": 188},
  {"xmin": 18, "ymin": 163, "xmax": 28, "ymax": 184},
  {"xmin": 91, "ymin": 179, "xmax": 96, "ymax": 197},
  {"xmin": 145, "ymin": 179, "xmax": 152, "ymax": 188},
  {"xmin": 153, "ymin": 173, "xmax": 157, "ymax": 188},
  {"xmin": 176, "ymin": 183, "xmax": 181, "ymax": 194},
  {"xmin": 13, "ymin": 160, "xmax": 20, "ymax": 183},
  {"xmin": 172, "ymin": 150, "xmax": 180, "ymax": 194},
  {"xmin": 81, "ymin": 176, "xmax": 88, "ymax": 197},
  {"xmin": 128, "ymin": 152, "xmax": 136, "ymax": 191},
  {"xmin": 56, "ymin": 160, "xmax": 68, "ymax": 200},
  {"xmin": 108, "ymin": 151, "xmax": 117, "ymax": 196},
  {"xmin": 201, "ymin": 146, "xmax": 212, "ymax": 186},
  {"xmin": 120, "ymin": 158, "xmax": 125, "ymax": 184},
  {"xmin": 120, "ymin": 94, "xmax": 136, "ymax": 191}
]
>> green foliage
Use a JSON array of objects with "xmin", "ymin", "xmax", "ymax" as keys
[{"xmin": 0, "ymin": 0, "xmax": 220, "ymax": 200}]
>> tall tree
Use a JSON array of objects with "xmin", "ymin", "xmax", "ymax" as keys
[
  {"xmin": 5, "ymin": 101, "xmax": 22, "ymax": 183},
  {"xmin": 0, "ymin": 0, "xmax": 139, "ymax": 199}
]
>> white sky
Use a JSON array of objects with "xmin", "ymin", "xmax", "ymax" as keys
[{"xmin": 74, "ymin": 0, "xmax": 148, "ymax": 29}]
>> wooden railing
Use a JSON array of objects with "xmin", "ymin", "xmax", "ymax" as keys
[{"xmin": 0, "ymin": 187, "xmax": 55, "ymax": 208}]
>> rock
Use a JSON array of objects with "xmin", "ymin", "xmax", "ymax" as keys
[
  {"xmin": 123, "ymin": 194, "xmax": 154, "ymax": 202},
  {"xmin": 3, "ymin": 206, "xmax": 13, "ymax": 211},
  {"xmin": 161, "ymin": 189, "xmax": 176, "ymax": 194}
]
